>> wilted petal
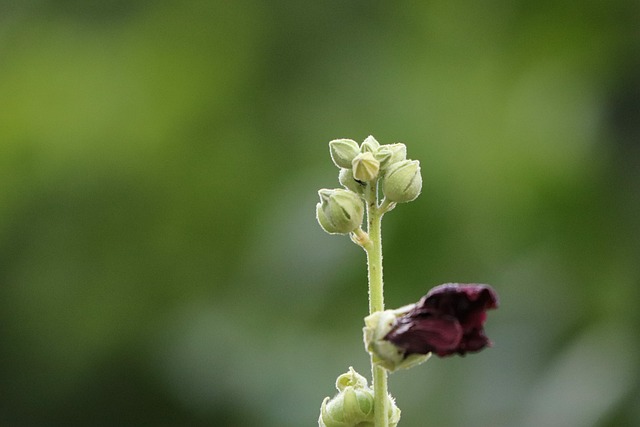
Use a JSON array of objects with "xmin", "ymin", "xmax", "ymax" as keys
[
  {"xmin": 385, "ymin": 283, "xmax": 499, "ymax": 357},
  {"xmin": 387, "ymin": 315, "xmax": 462, "ymax": 356}
]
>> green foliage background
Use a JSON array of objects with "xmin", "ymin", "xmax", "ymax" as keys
[{"xmin": 1, "ymin": 1, "xmax": 639, "ymax": 426}]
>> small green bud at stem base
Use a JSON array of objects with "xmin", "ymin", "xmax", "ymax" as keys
[{"xmin": 319, "ymin": 367, "xmax": 401, "ymax": 427}]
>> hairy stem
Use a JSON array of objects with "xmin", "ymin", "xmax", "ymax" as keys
[
  {"xmin": 365, "ymin": 182, "xmax": 388, "ymax": 427},
  {"xmin": 367, "ymin": 203, "xmax": 384, "ymax": 315}
]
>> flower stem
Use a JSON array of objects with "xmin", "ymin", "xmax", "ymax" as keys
[
  {"xmin": 365, "ymin": 183, "xmax": 389, "ymax": 427},
  {"xmin": 367, "ymin": 202, "xmax": 384, "ymax": 315}
]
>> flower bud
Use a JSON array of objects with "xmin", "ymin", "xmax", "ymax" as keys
[
  {"xmin": 319, "ymin": 367, "xmax": 373, "ymax": 427},
  {"xmin": 319, "ymin": 387, "xmax": 374, "ymax": 427},
  {"xmin": 382, "ymin": 160, "xmax": 422, "ymax": 203},
  {"xmin": 360, "ymin": 135, "xmax": 380, "ymax": 154},
  {"xmin": 338, "ymin": 168, "xmax": 366, "ymax": 195},
  {"xmin": 352, "ymin": 152, "xmax": 380, "ymax": 182},
  {"xmin": 376, "ymin": 143, "xmax": 407, "ymax": 172},
  {"xmin": 316, "ymin": 189, "xmax": 364, "ymax": 234},
  {"xmin": 364, "ymin": 308, "xmax": 431, "ymax": 372},
  {"xmin": 335, "ymin": 366, "xmax": 369, "ymax": 391},
  {"xmin": 319, "ymin": 367, "xmax": 400, "ymax": 427},
  {"xmin": 329, "ymin": 139, "xmax": 360, "ymax": 169}
]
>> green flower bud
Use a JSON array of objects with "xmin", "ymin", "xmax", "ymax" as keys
[
  {"xmin": 319, "ymin": 367, "xmax": 374, "ymax": 427},
  {"xmin": 319, "ymin": 367, "xmax": 401, "ymax": 427},
  {"xmin": 352, "ymin": 152, "xmax": 380, "ymax": 182},
  {"xmin": 319, "ymin": 388, "xmax": 374, "ymax": 427},
  {"xmin": 382, "ymin": 160, "xmax": 422, "ymax": 203},
  {"xmin": 335, "ymin": 366, "xmax": 369, "ymax": 391},
  {"xmin": 338, "ymin": 168, "xmax": 366, "ymax": 195},
  {"xmin": 363, "ymin": 308, "xmax": 431, "ymax": 372},
  {"xmin": 376, "ymin": 143, "xmax": 407, "ymax": 172},
  {"xmin": 316, "ymin": 189, "xmax": 364, "ymax": 234},
  {"xmin": 360, "ymin": 135, "xmax": 380, "ymax": 154},
  {"xmin": 329, "ymin": 139, "xmax": 360, "ymax": 169}
]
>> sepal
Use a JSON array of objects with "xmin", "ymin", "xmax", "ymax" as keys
[{"xmin": 363, "ymin": 308, "xmax": 431, "ymax": 372}]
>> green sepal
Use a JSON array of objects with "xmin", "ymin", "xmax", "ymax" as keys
[{"xmin": 363, "ymin": 309, "xmax": 431, "ymax": 372}]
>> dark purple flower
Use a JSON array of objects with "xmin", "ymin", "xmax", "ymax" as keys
[{"xmin": 385, "ymin": 283, "xmax": 499, "ymax": 357}]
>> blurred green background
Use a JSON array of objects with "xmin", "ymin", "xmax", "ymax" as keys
[{"xmin": 1, "ymin": 1, "xmax": 639, "ymax": 426}]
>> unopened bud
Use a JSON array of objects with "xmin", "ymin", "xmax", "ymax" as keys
[
  {"xmin": 352, "ymin": 152, "xmax": 380, "ymax": 182},
  {"xmin": 319, "ymin": 367, "xmax": 400, "ymax": 427},
  {"xmin": 376, "ymin": 143, "xmax": 407, "ymax": 172},
  {"xmin": 316, "ymin": 189, "xmax": 364, "ymax": 234},
  {"xmin": 339, "ymin": 168, "xmax": 366, "ymax": 194},
  {"xmin": 329, "ymin": 139, "xmax": 360, "ymax": 169},
  {"xmin": 360, "ymin": 135, "xmax": 380, "ymax": 154},
  {"xmin": 382, "ymin": 160, "xmax": 422, "ymax": 203},
  {"xmin": 335, "ymin": 366, "xmax": 368, "ymax": 391}
]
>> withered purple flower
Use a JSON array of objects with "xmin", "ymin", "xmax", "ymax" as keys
[{"xmin": 385, "ymin": 283, "xmax": 499, "ymax": 357}]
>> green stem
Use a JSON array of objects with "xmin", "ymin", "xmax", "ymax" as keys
[
  {"xmin": 367, "ymin": 203, "xmax": 384, "ymax": 315},
  {"xmin": 365, "ymin": 182, "xmax": 388, "ymax": 427}
]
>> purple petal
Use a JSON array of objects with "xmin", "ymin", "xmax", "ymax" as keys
[
  {"xmin": 386, "ymin": 283, "xmax": 499, "ymax": 357},
  {"xmin": 386, "ymin": 315, "xmax": 462, "ymax": 356}
]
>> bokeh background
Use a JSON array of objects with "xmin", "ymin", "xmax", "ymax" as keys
[{"xmin": 1, "ymin": 1, "xmax": 639, "ymax": 426}]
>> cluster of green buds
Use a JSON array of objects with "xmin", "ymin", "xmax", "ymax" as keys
[
  {"xmin": 318, "ymin": 367, "xmax": 400, "ymax": 427},
  {"xmin": 316, "ymin": 135, "xmax": 422, "ymax": 235}
]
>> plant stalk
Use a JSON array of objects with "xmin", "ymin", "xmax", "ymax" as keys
[{"xmin": 365, "ymin": 183, "xmax": 388, "ymax": 427}]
